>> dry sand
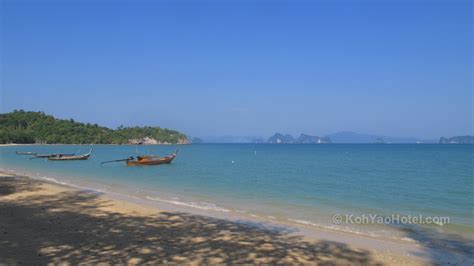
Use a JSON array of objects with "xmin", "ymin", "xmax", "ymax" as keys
[{"xmin": 0, "ymin": 172, "xmax": 462, "ymax": 265}]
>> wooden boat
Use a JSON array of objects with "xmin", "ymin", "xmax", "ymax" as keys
[
  {"xmin": 100, "ymin": 150, "xmax": 178, "ymax": 166},
  {"xmin": 127, "ymin": 153, "xmax": 177, "ymax": 166},
  {"xmin": 30, "ymin": 153, "xmax": 75, "ymax": 159},
  {"xmin": 16, "ymin": 151, "xmax": 37, "ymax": 155},
  {"xmin": 48, "ymin": 149, "xmax": 92, "ymax": 161}
]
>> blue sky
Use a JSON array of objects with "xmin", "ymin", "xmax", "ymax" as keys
[{"xmin": 1, "ymin": 0, "xmax": 472, "ymax": 138}]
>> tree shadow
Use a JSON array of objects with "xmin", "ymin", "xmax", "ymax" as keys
[
  {"xmin": 0, "ymin": 175, "xmax": 41, "ymax": 196},
  {"xmin": 0, "ymin": 176, "xmax": 383, "ymax": 264},
  {"xmin": 398, "ymin": 224, "xmax": 474, "ymax": 265}
]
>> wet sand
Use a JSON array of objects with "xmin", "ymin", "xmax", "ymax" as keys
[{"xmin": 0, "ymin": 172, "xmax": 466, "ymax": 264}]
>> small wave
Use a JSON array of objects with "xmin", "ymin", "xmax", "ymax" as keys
[
  {"xmin": 146, "ymin": 196, "xmax": 162, "ymax": 201},
  {"xmin": 83, "ymin": 188, "xmax": 105, "ymax": 194},
  {"xmin": 35, "ymin": 175, "xmax": 105, "ymax": 194},
  {"xmin": 39, "ymin": 176, "xmax": 69, "ymax": 186},
  {"xmin": 288, "ymin": 218, "xmax": 378, "ymax": 236},
  {"xmin": 286, "ymin": 218, "xmax": 418, "ymax": 243},
  {"xmin": 146, "ymin": 196, "xmax": 230, "ymax": 212},
  {"xmin": 288, "ymin": 218, "xmax": 319, "ymax": 227}
]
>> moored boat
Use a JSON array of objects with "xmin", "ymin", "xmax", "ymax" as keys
[
  {"xmin": 48, "ymin": 149, "xmax": 92, "ymax": 161},
  {"xmin": 101, "ymin": 150, "xmax": 178, "ymax": 166},
  {"xmin": 16, "ymin": 151, "xmax": 37, "ymax": 155},
  {"xmin": 127, "ymin": 152, "xmax": 177, "ymax": 166},
  {"xmin": 30, "ymin": 153, "xmax": 76, "ymax": 159}
]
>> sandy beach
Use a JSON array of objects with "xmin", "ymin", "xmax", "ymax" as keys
[{"xmin": 0, "ymin": 172, "xmax": 444, "ymax": 265}]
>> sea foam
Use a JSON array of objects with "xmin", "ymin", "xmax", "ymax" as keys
[{"xmin": 146, "ymin": 196, "xmax": 230, "ymax": 212}]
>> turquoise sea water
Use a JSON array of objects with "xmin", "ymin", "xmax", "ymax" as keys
[{"xmin": 1, "ymin": 144, "xmax": 473, "ymax": 240}]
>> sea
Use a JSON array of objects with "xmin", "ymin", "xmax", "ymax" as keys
[{"xmin": 1, "ymin": 144, "xmax": 473, "ymax": 242}]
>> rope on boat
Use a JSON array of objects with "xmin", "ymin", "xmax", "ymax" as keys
[{"xmin": 100, "ymin": 157, "xmax": 134, "ymax": 165}]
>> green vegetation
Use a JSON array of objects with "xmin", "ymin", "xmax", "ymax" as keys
[{"xmin": 0, "ymin": 110, "xmax": 188, "ymax": 144}]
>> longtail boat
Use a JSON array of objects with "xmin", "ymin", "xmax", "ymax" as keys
[
  {"xmin": 16, "ymin": 151, "xmax": 37, "ymax": 155},
  {"xmin": 48, "ymin": 149, "xmax": 92, "ymax": 161},
  {"xmin": 101, "ymin": 150, "xmax": 178, "ymax": 166},
  {"xmin": 30, "ymin": 153, "xmax": 75, "ymax": 159}
]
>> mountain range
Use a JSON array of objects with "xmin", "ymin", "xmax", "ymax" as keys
[
  {"xmin": 325, "ymin": 131, "xmax": 437, "ymax": 144},
  {"xmin": 197, "ymin": 135, "xmax": 265, "ymax": 143},
  {"xmin": 267, "ymin": 133, "xmax": 331, "ymax": 144},
  {"xmin": 197, "ymin": 131, "xmax": 442, "ymax": 144},
  {"xmin": 439, "ymin": 136, "xmax": 474, "ymax": 144}
]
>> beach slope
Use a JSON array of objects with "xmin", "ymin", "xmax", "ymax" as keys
[{"xmin": 0, "ymin": 173, "xmax": 427, "ymax": 264}]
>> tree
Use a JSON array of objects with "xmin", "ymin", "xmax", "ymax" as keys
[{"xmin": 0, "ymin": 111, "xmax": 188, "ymax": 144}]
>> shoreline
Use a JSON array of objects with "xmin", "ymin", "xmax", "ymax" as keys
[
  {"xmin": 6, "ymin": 143, "xmax": 474, "ymax": 147},
  {"xmin": 1, "ymin": 171, "xmax": 462, "ymax": 264},
  {"xmin": 2, "ymin": 164, "xmax": 471, "ymax": 244},
  {"xmin": 0, "ymin": 167, "xmax": 439, "ymax": 242},
  {"xmin": 0, "ymin": 143, "xmax": 188, "ymax": 147}
]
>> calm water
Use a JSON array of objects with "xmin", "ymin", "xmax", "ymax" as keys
[{"xmin": 1, "ymin": 144, "xmax": 473, "ymax": 239}]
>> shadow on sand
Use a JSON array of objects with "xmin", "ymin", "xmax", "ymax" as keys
[
  {"xmin": 0, "ymin": 175, "xmax": 384, "ymax": 264},
  {"xmin": 399, "ymin": 224, "xmax": 473, "ymax": 265},
  {"xmin": 0, "ymin": 176, "xmax": 41, "ymax": 196}
]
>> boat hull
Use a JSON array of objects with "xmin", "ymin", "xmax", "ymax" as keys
[
  {"xmin": 47, "ymin": 149, "xmax": 92, "ymax": 161},
  {"xmin": 34, "ymin": 153, "xmax": 75, "ymax": 158},
  {"xmin": 126, "ymin": 154, "xmax": 176, "ymax": 166},
  {"xmin": 48, "ymin": 155, "xmax": 90, "ymax": 161},
  {"xmin": 16, "ymin": 152, "xmax": 36, "ymax": 155}
]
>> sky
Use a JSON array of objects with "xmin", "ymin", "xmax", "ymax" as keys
[{"xmin": 1, "ymin": 0, "xmax": 472, "ymax": 139}]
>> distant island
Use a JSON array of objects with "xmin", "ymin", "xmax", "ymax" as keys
[
  {"xmin": 267, "ymin": 133, "xmax": 331, "ymax": 144},
  {"xmin": 190, "ymin": 137, "xmax": 204, "ymax": 144},
  {"xmin": 195, "ymin": 132, "xmax": 474, "ymax": 144},
  {"xmin": 0, "ymin": 110, "xmax": 188, "ymax": 144},
  {"xmin": 324, "ymin": 131, "xmax": 437, "ymax": 144},
  {"xmin": 439, "ymin": 136, "xmax": 474, "ymax": 144}
]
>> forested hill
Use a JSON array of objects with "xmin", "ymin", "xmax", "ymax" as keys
[{"xmin": 0, "ymin": 110, "xmax": 188, "ymax": 144}]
